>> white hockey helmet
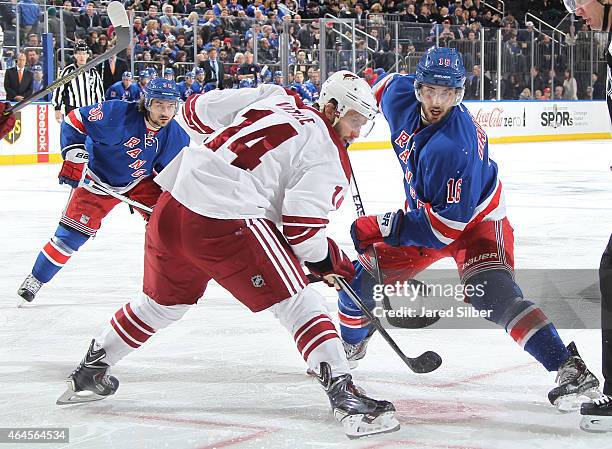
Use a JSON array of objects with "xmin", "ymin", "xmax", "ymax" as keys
[{"xmin": 319, "ymin": 70, "xmax": 378, "ymax": 122}]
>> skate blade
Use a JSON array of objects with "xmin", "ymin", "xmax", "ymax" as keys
[
  {"xmin": 56, "ymin": 387, "xmax": 110, "ymax": 405},
  {"xmin": 16, "ymin": 297, "xmax": 32, "ymax": 308},
  {"xmin": 340, "ymin": 411, "xmax": 400, "ymax": 439},
  {"xmin": 555, "ymin": 388, "xmax": 602, "ymax": 413},
  {"xmin": 580, "ymin": 415, "xmax": 612, "ymax": 433}
]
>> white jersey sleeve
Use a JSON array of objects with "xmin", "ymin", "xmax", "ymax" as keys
[
  {"xmin": 155, "ymin": 90, "xmax": 350, "ymax": 265},
  {"xmin": 176, "ymin": 84, "xmax": 288, "ymax": 145}
]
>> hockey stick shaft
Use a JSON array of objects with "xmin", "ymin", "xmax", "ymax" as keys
[
  {"xmin": 84, "ymin": 179, "xmax": 153, "ymax": 215},
  {"xmin": 336, "ymin": 276, "xmax": 442, "ymax": 373},
  {"xmin": 4, "ymin": 3, "xmax": 129, "ymax": 115}
]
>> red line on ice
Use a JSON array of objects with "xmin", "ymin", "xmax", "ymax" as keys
[{"xmin": 90, "ymin": 410, "xmax": 277, "ymax": 449}]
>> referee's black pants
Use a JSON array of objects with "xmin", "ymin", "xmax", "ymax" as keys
[{"xmin": 601, "ymin": 233, "xmax": 612, "ymax": 395}]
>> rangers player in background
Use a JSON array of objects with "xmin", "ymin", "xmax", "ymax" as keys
[
  {"xmin": 57, "ymin": 72, "xmax": 400, "ymax": 439},
  {"xmin": 105, "ymin": 71, "xmax": 141, "ymax": 102},
  {"xmin": 564, "ymin": 0, "xmax": 612, "ymax": 431},
  {"xmin": 17, "ymin": 78, "xmax": 190, "ymax": 304},
  {"xmin": 338, "ymin": 46, "xmax": 600, "ymax": 410}
]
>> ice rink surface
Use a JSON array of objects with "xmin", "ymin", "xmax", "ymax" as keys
[{"xmin": 0, "ymin": 140, "xmax": 611, "ymax": 449}]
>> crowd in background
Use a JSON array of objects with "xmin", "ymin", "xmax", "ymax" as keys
[{"xmin": 0, "ymin": 0, "xmax": 608, "ymax": 103}]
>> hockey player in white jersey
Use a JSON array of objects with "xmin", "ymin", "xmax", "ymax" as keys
[{"xmin": 58, "ymin": 71, "xmax": 400, "ymax": 439}]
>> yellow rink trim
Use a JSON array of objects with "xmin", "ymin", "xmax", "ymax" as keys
[
  {"xmin": 0, "ymin": 153, "xmax": 63, "ymax": 165},
  {"xmin": 0, "ymin": 131, "xmax": 609, "ymax": 164},
  {"xmin": 348, "ymin": 132, "xmax": 612, "ymax": 150}
]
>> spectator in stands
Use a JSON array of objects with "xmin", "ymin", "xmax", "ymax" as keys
[
  {"xmin": 161, "ymin": 4, "xmax": 181, "ymax": 28},
  {"xmin": 99, "ymin": 48, "xmax": 128, "ymax": 92},
  {"xmin": 61, "ymin": 1, "xmax": 79, "ymax": 41},
  {"xmin": 502, "ymin": 10, "xmax": 519, "ymax": 29},
  {"xmin": 502, "ymin": 74, "xmax": 522, "ymax": 100},
  {"xmin": 176, "ymin": 0, "xmax": 195, "ymax": 16},
  {"xmin": 553, "ymin": 85, "xmax": 564, "ymax": 100},
  {"xmin": 145, "ymin": 5, "xmax": 161, "ymax": 25},
  {"xmin": 534, "ymin": 89, "xmax": 543, "ymax": 100},
  {"xmin": 291, "ymin": 50, "xmax": 310, "ymax": 77},
  {"xmin": 465, "ymin": 64, "xmax": 492, "ymax": 100},
  {"xmin": 542, "ymin": 86, "xmax": 552, "ymax": 100},
  {"xmin": 4, "ymin": 52, "xmax": 33, "ymax": 101},
  {"xmin": 363, "ymin": 67, "xmax": 377, "ymax": 87},
  {"xmin": 228, "ymin": 0, "xmax": 244, "ymax": 15},
  {"xmin": 25, "ymin": 48, "xmax": 40, "ymax": 69},
  {"xmin": 238, "ymin": 51, "xmax": 260, "ymax": 86},
  {"xmin": 201, "ymin": 46, "xmax": 225, "ymax": 89},
  {"xmin": 92, "ymin": 33, "xmax": 110, "ymax": 56},
  {"xmin": 18, "ymin": 0, "xmax": 40, "ymax": 43},
  {"xmin": 146, "ymin": 19, "xmax": 161, "ymax": 43},
  {"xmin": 258, "ymin": 38, "xmax": 278, "ymax": 64},
  {"xmin": 400, "ymin": 4, "xmax": 418, "ymax": 23},
  {"xmin": 417, "ymin": 4, "xmax": 433, "ymax": 23},
  {"xmin": 79, "ymin": 2, "xmax": 103, "ymax": 31},
  {"xmin": 592, "ymin": 72, "xmax": 606, "ymax": 100},
  {"xmin": 530, "ymin": 66, "xmax": 546, "ymax": 94},
  {"xmin": 353, "ymin": 3, "xmax": 368, "ymax": 31},
  {"xmin": 519, "ymin": 87, "xmax": 532, "ymax": 100},
  {"xmin": 228, "ymin": 52, "xmax": 244, "ymax": 85},
  {"xmin": 562, "ymin": 69, "xmax": 578, "ymax": 100}
]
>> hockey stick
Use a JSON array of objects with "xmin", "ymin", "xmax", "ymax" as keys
[
  {"xmin": 346, "ymin": 156, "xmax": 440, "ymax": 329},
  {"xmin": 335, "ymin": 276, "xmax": 442, "ymax": 373},
  {"xmin": 83, "ymin": 179, "xmax": 153, "ymax": 215},
  {"xmin": 3, "ymin": 2, "xmax": 129, "ymax": 115}
]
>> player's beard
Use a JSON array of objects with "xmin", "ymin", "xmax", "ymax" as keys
[{"xmin": 146, "ymin": 113, "xmax": 171, "ymax": 130}]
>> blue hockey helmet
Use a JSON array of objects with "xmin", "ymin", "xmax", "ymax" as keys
[
  {"xmin": 163, "ymin": 68, "xmax": 174, "ymax": 76},
  {"xmin": 143, "ymin": 77, "xmax": 180, "ymax": 114},
  {"xmin": 139, "ymin": 70, "xmax": 150, "ymax": 79},
  {"xmin": 185, "ymin": 71, "xmax": 195, "ymax": 78},
  {"xmin": 274, "ymin": 71, "xmax": 282, "ymax": 78},
  {"xmin": 146, "ymin": 67, "xmax": 158, "ymax": 78},
  {"xmin": 195, "ymin": 67, "xmax": 205, "ymax": 76},
  {"xmin": 415, "ymin": 46, "xmax": 466, "ymax": 106},
  {"xmin": 122, "ymin": 71, "xmax": 133, "ymax": 79}
]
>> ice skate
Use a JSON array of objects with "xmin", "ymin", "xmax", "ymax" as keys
[
  {"xmin": 580, "ymin": 394, "xmax": 612, "ymax": 433},
  {"xmin": 548, "ymin": 342, "xmax": 600, "ymax": 412},
  {"xmin": 343, "ymin": 326, "xmax": 376, "ymax": 369},
  {"xmin": 316, "ymin": 362, "xmax": 399, "ymax": 438},
  {"xmin": 17, "ymin": 274, "xmax": 43, "ymax": 307},
  {"xmin": 57, "ymin": 340, "xmax": 119, "ymax": 405}
]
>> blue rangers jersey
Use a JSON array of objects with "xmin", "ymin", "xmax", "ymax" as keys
[
  {"xmin": 373, "ymin": 73, "xmax": 505, "ymax": 249},
  {"xmin": 62, "ymin": 100, "xmax": 190, "ymax": 191},
  {"xmin": 177, "ymin": 81, "xmax": 197, "ymax": 101},
  {"xmin": 105, "ymin": 81, "xmax": 141, "ymax": 102}
]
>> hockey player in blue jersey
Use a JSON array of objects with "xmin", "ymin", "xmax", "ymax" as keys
[
  {"xmin": 135, "ymin": 70, "xmax": 151, "ymax": 100},
  {"xmin": 177, "ymin": 71, "xmax": 196, "ymax": 100},
  {"xmin": 338, "ymin": 46, "xmax": 600, "ymax": 409},
  {"xmin": 163, "ymin": 68, "xmax": 175, "ymax": 81},
  {"xmin": 288, "ymin": 71, "xmax": 314, "ymax": 104},
  {"xmin": 105, "ymin": 71, "xmax": 141, "ymax": 102},
  {"xmin": 17, "ymin": 78, "xmax": 190, "ymax": 304}
]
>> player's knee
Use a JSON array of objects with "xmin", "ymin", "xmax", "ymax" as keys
[
  {"xmin": 464, "ymin": 269, "xmax": 524, "ymax": 325},
  {"xmin": 134, "ymin": 294, "xmax": 190, "ymax": 328},
  {"xmin": 271, "ymin": 284, "xmax": 331, "ymax": 332},
  {"xmin": 54, "ymin": 224, "xmax": 90, "ymax": 252}
]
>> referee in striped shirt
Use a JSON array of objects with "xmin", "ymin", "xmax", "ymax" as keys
[{"xmin": 53, "ymin": 41, "xmax": 104, "ymax": 123}]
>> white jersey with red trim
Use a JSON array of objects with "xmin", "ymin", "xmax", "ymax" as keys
[{"xmin": 155, "ymin": 87, "xmax": 350, "ymax": 264}]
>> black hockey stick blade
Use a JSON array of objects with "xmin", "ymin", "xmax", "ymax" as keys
[
  {"xmin": 4, "ymin": 1, "xmax": 129, "ymax": 115},
  {"xmin": 336, "ymin": 277, "xmax": 442, "ymax": 374}
]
